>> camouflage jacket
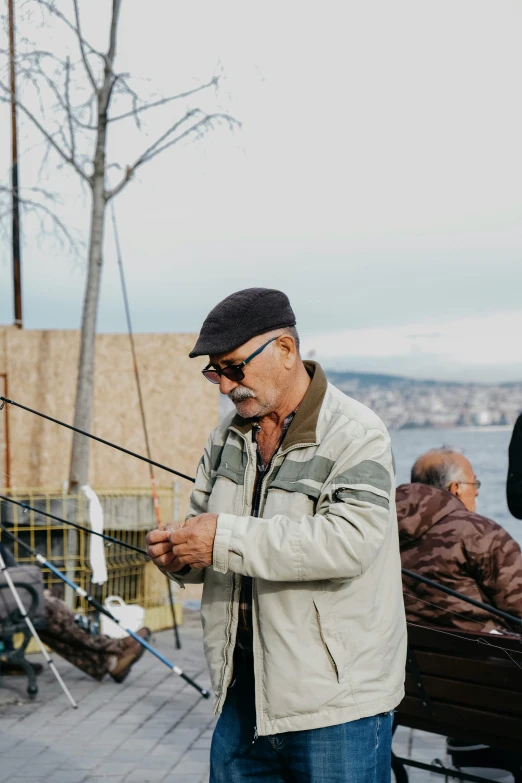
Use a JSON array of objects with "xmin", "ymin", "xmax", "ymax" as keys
[{"xmin": 396, "ymin": 483, "xmax": 522, "ymax": 633}]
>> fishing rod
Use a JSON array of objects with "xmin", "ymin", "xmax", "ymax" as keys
[
  {"xmin": 0, "ymin": 523, "xmax": 210, "ymax": 699},
  {"xmin": 0, "ymin": 396, "xmax": 196, "ymax": 484},
  {"xmin": 402, "ymin": 568, "xmax": 522, "ymax": 628},
  {"xmin": 0, "ymin": 495, "xmax": 148, "ymax": 557},
  {"xmin": 112, "ymin": 202, "xmax": 181, "ymax": 650},
  {"xmin": 0, "ymin": 548, "xmax": 78, "ymax": 708},
  {"xmin": 3, "ymin": 393, "xmax": 518, "ymax": 633},
  {"xmin": 3, "ymin": 496, "xmax": 520, "ymax": 630}
]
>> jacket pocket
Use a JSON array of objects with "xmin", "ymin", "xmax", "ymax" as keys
[{"xmin": 313, "ymin": 595, "xmax": 346, "ymax": 684}]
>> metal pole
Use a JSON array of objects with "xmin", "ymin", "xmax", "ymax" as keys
[
  {"xmin": 8, "ymin": 0, "xmax": 22, "ymax": 328},
  {"xmin": 111, "ymin": 203, "xmax": 182, "ymax": 649}
]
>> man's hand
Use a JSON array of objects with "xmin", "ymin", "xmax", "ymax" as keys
[
  {"xmin": 169, "ymin": 513, "xmax": 218, "ymax": 569},
  {"xmin": 146, "ymin": 528, "xmax": 184, "ymax": 574}
]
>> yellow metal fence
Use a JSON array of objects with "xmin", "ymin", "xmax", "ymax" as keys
[{"xmin": 0, "ymin": 487, "xmax": 183, "ymax": 628}]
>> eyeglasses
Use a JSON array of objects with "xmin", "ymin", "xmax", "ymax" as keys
[
  {"xmin": 202, "ymin": 336, "xmax": 278, "ymax": 385},
  {"xmin": 456, "ymin": 480, "xmax": 481, "ymax": 489}
]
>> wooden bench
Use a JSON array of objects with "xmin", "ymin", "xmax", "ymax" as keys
[{"xmin": 393, "ymin": 623, "xmax": 522, "ymax": 782}]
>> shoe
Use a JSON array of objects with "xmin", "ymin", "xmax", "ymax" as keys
[
  {"xmin": 110, "ymin": 628, "xmax": 151, "ymax": 683},
  {"xmin": 0, "ymin": 661, "xmax": 44, "ymax": 676}
]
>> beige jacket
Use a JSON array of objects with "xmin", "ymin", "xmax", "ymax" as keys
[{"xmin": 172, "ymin": 362, "xmax": 407, "ymax": 735}]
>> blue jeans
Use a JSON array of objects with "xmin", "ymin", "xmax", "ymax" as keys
[{"xmin": 210, "ymin": 652, "xmax": 393, "ymax": 783}]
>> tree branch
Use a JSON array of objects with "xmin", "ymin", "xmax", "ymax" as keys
[
  {"xmin": 0, "ymin": 81, "xmax": 90, "ymax": 183},
  {"xmin": 106, "ymin": 111, "xmax": 240, "ymax": 200},
  {"xmin": 64, "ymin": 57, "xmax": 76, "ymax": 159},
  {"xmin": 73, "ymin": 0, "xmax": 98, "ymax": 91},
  {"xmin": 108, "ymin": 77, "xmax": 218, "ymax": 123}
]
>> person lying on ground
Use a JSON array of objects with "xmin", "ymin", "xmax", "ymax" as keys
[
  {"xmin": 397, "ymin": 448, "xmax": 522, "ymax": 633},
  {"xmin": 0, "ymin": 542, "xmax": 150, "ymax": 682}
]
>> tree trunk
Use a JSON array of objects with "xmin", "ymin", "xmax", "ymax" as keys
[{"xmin": 68, "ymin": 172, "xmax": 106, "ymax": 491}]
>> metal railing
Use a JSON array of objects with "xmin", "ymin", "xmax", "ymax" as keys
[{"xmin": 0, "ymin": 485, "xmax": 182, "ymax": 617}]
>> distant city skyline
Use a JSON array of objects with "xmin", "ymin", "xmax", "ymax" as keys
[{"xmin": 1, "ymin": 0, "xmax": 520, "ymax": 383}]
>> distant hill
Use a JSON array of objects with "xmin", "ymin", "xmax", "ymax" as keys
[
  {"xmin": 326, "ymin": 370, "xmax": 447, "ymax": 389},
  {"xmin": 325, "ymin": 369, "xmax": 521, "ymax": 429}
]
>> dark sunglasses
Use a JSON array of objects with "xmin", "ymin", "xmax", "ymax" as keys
[{"xmin": 202, "ymin": 336, "xmax": 278, "ymax": 384}]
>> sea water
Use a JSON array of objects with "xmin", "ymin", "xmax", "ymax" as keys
[{"xmin": 391, "ymin": 426, "xmax": 521, "ymax": 546}]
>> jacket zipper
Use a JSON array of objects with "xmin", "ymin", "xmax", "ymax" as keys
[
  {"xmin": 250, "ymin": 447, "xmax": 285, "ymax": 736},
  {"xmin": 216, "ymin": 438, "xmax": 256, "ymax": 713},
  {"xmin": 215, "ymin": 573, "xmax": 236, "ymax": 715}
]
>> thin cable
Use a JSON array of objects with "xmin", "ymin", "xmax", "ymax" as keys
[
  {"xmin": 403, "ymin": 590, "xmax": 493, "ymax": 630},
  {"xmin": 0, "ymin": 495, "xmax": 148, "ymax": 557},
  {"xmin": 112, "ymin": 202, "xmax": 181, "ymax": 649},
  {"xmin": 409, "ymin": 621, "xmax": 522, "ymax": 671},
  {"xmin": 0, "ymin": 396, "xmax": 196, "ymax": 484}
]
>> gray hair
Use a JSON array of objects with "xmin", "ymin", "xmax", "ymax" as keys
[
  {"xmin": 267, "ymin": 325, "xmax": 301, "ymax": 353},
  {"xmin": 411, "ymin": 447, "xmax": 465, "ymax": 489}
]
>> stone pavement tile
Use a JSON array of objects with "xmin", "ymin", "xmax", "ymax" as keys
[
  {"xmin": 84, "ymin": 779, "xmax": 123, "ymax": 783},
  {"xmin": 90, "ymin": 761, "xmax": 136, "ymax": 777},
  {"xmin": 55, "ymin": 756, "xmax": 102, "ymax": 771},
  {"xmin": 84, "ymin": 778, "xmax": 123, "ymax": 783},
  {"xmin": 125, "ymin": 769, "xmax": 171, "ymax": 782},
  {"xmin": 17, "ymin": 763, "xmax": 61, "ymax": 778},
  {"xmin": 137, "ymin": 753, "xmax": 178, "ymax": 769},
  {"xmin": 162, "ymin": 775, "xmax": 203, "ymax": 783},
  {"xmin": 1, "ymin": 738, "xmax": 48, "ymax": 758},
  {"xmin": 0, "ymin": 763, "xmax": 30, "ymax": 783},
  {"xmin": 8, "ymin": 778, "xmax": 46, "ymax": 783}
]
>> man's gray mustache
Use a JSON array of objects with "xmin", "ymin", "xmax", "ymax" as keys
[{"xmin": 229, "ymin": 388, "xmax": 257, "ymax": 403}]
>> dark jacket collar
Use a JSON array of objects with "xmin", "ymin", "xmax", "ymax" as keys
[{"xmin": 229, "ymin": 361, "xmax": 328, "ymax": 449}]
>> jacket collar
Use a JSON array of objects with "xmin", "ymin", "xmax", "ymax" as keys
[{"xmin": 229, "ymin": 361, "xmax": 328, "ymax": 449}]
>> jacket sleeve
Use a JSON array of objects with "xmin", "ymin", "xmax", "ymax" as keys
[
  {"xmin": 507, "ymin": 414, "xmax": 522, "ymax": 520},
  {"xmin": 167, "ymin": 434, "xmax": 215, "ymax": 587},
  {"xmin": 212, "ymin": 426, "xmax": 394, "ymax": 582},
  {"xmin": 465, "ymin": 526, "xmax": 522, "ymax": 626}
]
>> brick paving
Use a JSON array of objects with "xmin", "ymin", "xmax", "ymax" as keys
[{"xmin": 1, "ymin": 609, "xmax": 510, "ymax": 782}]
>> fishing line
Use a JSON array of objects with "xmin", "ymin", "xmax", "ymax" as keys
[
  {"xmin": 0, "ymin": 523, "xmax": 209, "ymax": 698},
  {"xmin": 403, "ymin": 590, "xmax": 494, "ymax": 630},
  {"xmin": 409, "ymin": 621, "xmax": 522, "ymax": 672}
]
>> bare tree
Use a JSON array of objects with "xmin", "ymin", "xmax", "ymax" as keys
[{"xmin": 0, "ymin": 0, "xmax": 238, "ymax": 490}]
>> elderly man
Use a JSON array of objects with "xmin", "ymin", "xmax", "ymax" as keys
[
  {"xmin": 397, "ymin": 448, "xmax": 522, "ymax": 633},
  {"xmin": 147, "ymin": 288, "xmax": 406, "ymax": 783}
]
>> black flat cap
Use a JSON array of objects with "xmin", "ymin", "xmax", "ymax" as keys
[{"xmin": 189, "ymin": 287, "xmax": 296, "ymax": 358}]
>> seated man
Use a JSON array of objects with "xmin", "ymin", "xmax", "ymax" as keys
[
  {"xmin": 0, "ymin": 542, "xmax": 150, "ymax": 682},
  {"xmin": 396, "ymin": 448, "xmax": 522, "ymax": 633}
]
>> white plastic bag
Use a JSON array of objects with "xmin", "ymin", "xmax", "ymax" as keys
[{"xmin": 100, "ymin": 595, "xmax": 145, "ymax": 639}]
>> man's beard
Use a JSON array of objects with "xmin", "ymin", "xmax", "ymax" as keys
[
  {"xmin": 229, "ymin": 387, "xmax": 257, "ymax": 404},
  {"xmin": 228, "ymin": 386, "xmax": 270, "ymax": 418}
]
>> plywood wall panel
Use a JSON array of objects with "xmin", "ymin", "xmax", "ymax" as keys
[{"xmin": 2, "ymin": 328, "xmax": 219, "ymax": 502}]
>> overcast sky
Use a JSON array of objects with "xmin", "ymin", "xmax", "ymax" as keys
[{"xmin": 0, "ymin": 0, "xmax": 521, "ymax": 382}]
